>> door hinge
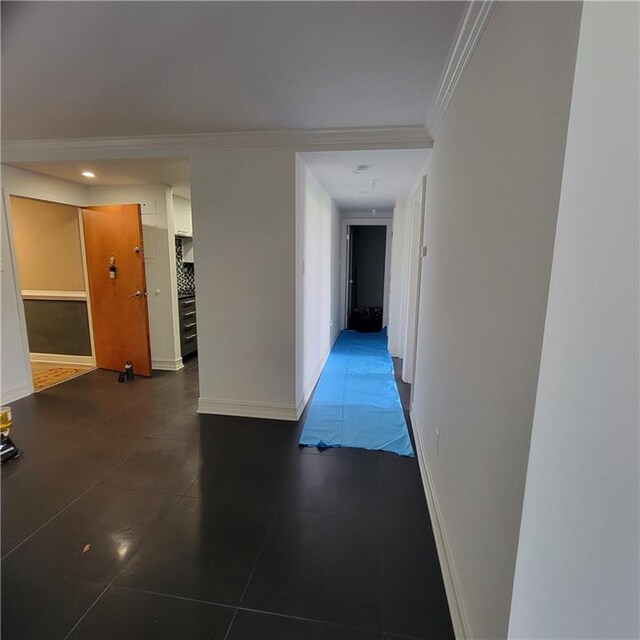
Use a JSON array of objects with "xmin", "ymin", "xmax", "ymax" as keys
[{"xmin": 421, "ymin": 245, "xmax": 427, "ymax": 258}]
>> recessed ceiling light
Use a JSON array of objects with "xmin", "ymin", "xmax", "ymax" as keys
[{"xmin": 81, "ymin": 170, "xmax": 95, "ymax": 178}]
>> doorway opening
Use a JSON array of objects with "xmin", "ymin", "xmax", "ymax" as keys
[
  {"xmin": 345, "ymin": 223, "xmax": 390, "ymax": 333},
  {"xmin": 8, "ymin": 196, "xmax": 152, "ymax": 388},
  {"xmin": 8, "ymin": 195, "xmax": 98, "ymax": 391},
  {"xmin": 3, "ymin": 156, "xmax": 193, "ymax": 397}
]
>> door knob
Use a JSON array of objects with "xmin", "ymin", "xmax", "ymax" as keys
[{"xmin": 129, "ymin": 290, "xmax": 146, "ymax": 298}]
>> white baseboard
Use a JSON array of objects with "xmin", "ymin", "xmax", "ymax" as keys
[
  {"xmin": 30, "ymin": 353, "xmax": 95, "ymax": 366},
  {"xmin": 411, "ymin": 410, "xmax": 471, "ymax": 640},
  {"xmin": 296, "ymin": 329, "xmax": 340, "ymax": 419},
  {"xmin": 198, "ymin": 398, "xmax": 299, "ymax": 421},
  {"xmin": 1, "ymin": 380, "xmax": 34, "ymax": 404},
  {"xmin": 152, "ymin": 357, "xmax": 185, "ymax": 372}
]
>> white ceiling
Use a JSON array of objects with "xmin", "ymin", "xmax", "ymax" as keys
[
  {"xmin": 1, "ymin": 2, "xmax": 465, "ymax": 140},
  {"xmin": 300, "ymin": 149, "xmax": 429, "ymax": 211},
  {"xmin": 8, "ymin": 158, "xmax": 191, "ymax": 199}
]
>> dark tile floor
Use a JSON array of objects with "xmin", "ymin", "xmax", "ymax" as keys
[{"xmin": 1, "ymin": 356, "xmax": 453, "ymax": 640}]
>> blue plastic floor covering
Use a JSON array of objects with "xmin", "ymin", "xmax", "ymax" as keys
[{"xmin": 299, "ymin": 329, "xmax": 414, "ymax": 457}]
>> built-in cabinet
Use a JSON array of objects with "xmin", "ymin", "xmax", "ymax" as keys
[
  {"xmin": 178, "ymin": 294, "xmax": 197, "ymax": 357},
  {"xmin": 174, "ymin": 196, "xmax": 196, "ymax": 357},
  {"xmin": 173, "ymin": 196, "xmax": 193, "ymax": 237}
]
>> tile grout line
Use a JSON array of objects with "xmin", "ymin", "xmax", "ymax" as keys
[
  {"xmin": 115, "ymin": 584, "xmax": 415, "ymax": 639},
  {"xmin": 237, "ymin": 505, "xmax": 279, "ymax": 606},
  {"xmin": 222, "ymin": 609, "xmax": 239, "ymax": 640},
  {"xmin": 61, "ymin": 575, "xmax": 118, "ymax": 640}
]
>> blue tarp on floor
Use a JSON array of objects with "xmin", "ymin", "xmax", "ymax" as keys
[{"xmin": 299, "ymin": 329, "xmax": 414, "ymax": 457}]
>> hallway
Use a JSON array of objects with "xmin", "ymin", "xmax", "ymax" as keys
[{"xmin": 1, "ymin": 358, "xmax": 452, "ymax": 639}]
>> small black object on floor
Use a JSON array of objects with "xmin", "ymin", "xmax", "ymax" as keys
[
  {"xmin": 117, "ymin": 360, "xmax": 135, "ymax": 383},
  {"xmin": 0, "ymin": 433, "xmax": 21, "ymax": 463},
  {"xmin": 348, "ymin": 306, "xmax": 383, "ymax": 332}
]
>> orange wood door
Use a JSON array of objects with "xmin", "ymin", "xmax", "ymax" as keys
[{"xmin": 82, "ymin": 205, "xmax": 152, "ymax": 376}]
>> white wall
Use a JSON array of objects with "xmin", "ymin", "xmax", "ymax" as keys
[
  {"xmin": 295, "ymin": 156, "xmax": 341, "ymax": 408},
  {"xmin": 191, "ymin": 147, "xmax": 299, "ymax": 420},
  {"xmin": 509, "ymin": 4, "xmax": 639, "ymax": 638},
  {"xmin": 173, "ymin": 195, "xmax": 193, "ymax": 237},
  {"xmin": 1, "ymin": 165, "xmax": 89, "ymax": 206},
  {"xmin": 341, "ymin": 210, "xmax": 393, "ymax": 220},
  {"xmin": 89, "ymin": 184, "xmax": 182, "ymax": 371},
  {"xmin": 409, "ymin": 3, "xmax": 582, "ymax": 638}
]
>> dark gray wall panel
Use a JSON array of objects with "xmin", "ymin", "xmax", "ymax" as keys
[{"xmin": 23, "ymin": 300, "xmax": 92, "ymax": 356}]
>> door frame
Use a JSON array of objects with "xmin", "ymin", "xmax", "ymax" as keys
[
  {"xmin": 339, "ymin": 218, "xmax": 393, "ymax": 331},
  {"xmin": 2, "ymin": 194, "xmax": 98, "ymax": 375},
  {"xmin": 1, "ymin": 189, "xmax": 35, "ymax": 400},
  {"xmin": 401, "ymin": 176, "xmax": 427, "ymax": 385}
]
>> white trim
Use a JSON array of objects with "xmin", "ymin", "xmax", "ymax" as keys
[
  {"xmin": 340, "ymin": 218, "xmax": 393, "ymax": 331},
  {"xmin": 298, "ymin": 328, "xmax": 340, "ymax": 418},
  {"xmin": 412, "ymin": 410, "xmax": 471, "ymax": 640},
  {"xmin": 0, "ymin": 381, "xmax": 34, "ymax": 404},
  {"xmin": 2, "ymin": 127, "xmax": 433, "ymax": 163},
  {"xmin": 198, "ymin": 398, "xmax": 299, "ymax": 421},
  {"xmin": 21, "ymin": 289, "xmax": 86, "ymax": 301},
  {"xmin": 427, "ymin": 1, "xmax": 496, "ymax": 138},
  {"xmin": 77, "ymin": 209, "xmax": 97, "ymax": 362},
  {"xmin": 30, "ymin": 353, "xmax": 95, "ymax": 366},
  {"xmin": 152, "ymin": 357, "xmax": 185, "ymax": 372}
]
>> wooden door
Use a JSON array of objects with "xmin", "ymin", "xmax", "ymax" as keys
[{"xmin": 81, "ymin": 205, "xmax": 152, "ymax": 376}]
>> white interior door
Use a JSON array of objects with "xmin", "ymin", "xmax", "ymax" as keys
[
  {"xmin": 402, "ymin": 177, "xmax": 426, "ymax": 384},
  {"xmin": 344, "ymin": 224, "xmax": 354, "ymax": 327}
]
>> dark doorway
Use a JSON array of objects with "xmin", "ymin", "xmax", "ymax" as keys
[{"xmin": 347, "ymin": 225, "xmax": 386, "ymax": 332}]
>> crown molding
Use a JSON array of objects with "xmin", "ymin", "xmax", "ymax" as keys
[
  {"xmin": 1, "ymin": 126, "xmax": 433, "ymax": 163},
  {"xmin": 427, "ymin": 0, "xmax": 496, "ymax": 139}
]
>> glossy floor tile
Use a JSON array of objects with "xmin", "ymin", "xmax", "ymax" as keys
[
  {"xmin": 116, "ymin": 497, "xmax": 274, "ymax": 605},
  {"xmin": 68, "ymin": 586, "xmax": 233, "ymax": 639},
  {"xmin": 241, "ymin": 508, "xmax": 384, "ymax": 629},
  {"xmin": 1, "ymin": 356, "xmax": 452, "ymax": 639},
  {"xmin": 227, "ymin": 609, "xmax": 383, "ymax": 640}
]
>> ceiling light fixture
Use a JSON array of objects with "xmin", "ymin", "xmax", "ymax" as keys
[{"xmin": 81, "ymin": 170, "xmax": 95, "ymax": 178}]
